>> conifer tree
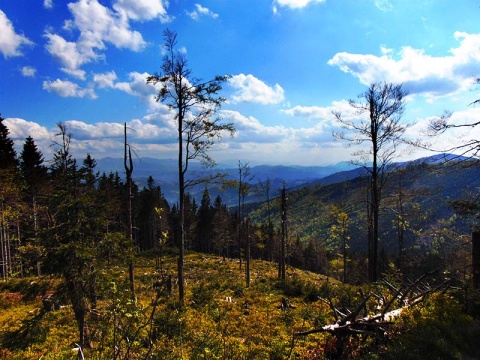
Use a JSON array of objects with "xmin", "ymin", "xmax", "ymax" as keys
[
  {"xmin": 0, "ymin": 115, "xmax": 21, "ymax": 279},
  {"xmin": 80, "ymin": 153, "xmax": 97, "ymax": 189},
  {"xmin": 19, "ymin": 136, "xmax": 48, "ymax": 275},
  {"xmin": 0, "ymin": 115, "xmax": 18, "ymax": 169},
  {"xmin": 212, "ymin": 195, "xmax": 234, "ymax": 260},
  {"xmin": 196, "ymin": 188, "xmax": 213, "ymax": 253},
  {"xmin": 43, "ymin": 123, "xmax": 105, "ymax": 349}
]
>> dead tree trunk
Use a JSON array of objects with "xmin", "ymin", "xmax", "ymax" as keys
[
  {"xmin": 279, "ymin": 184, "xmax": 287, "ymax": 281},
  {"xmin": 124, "ymin": 123, "xmax": 135, "ymax": 298},
  {"xmin": 294, "ymin": 274, "xmax": 449, "ymax": 359},
  {"xmin": 473, "ymin": 231, "xmax": 480, "ymax": 289}
]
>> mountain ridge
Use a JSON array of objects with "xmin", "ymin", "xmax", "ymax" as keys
[{"xmin": 93, "ymin": 153, "xmax": 468, "ymax": 205}]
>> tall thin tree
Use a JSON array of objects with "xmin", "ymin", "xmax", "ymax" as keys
[
  {"xmin": 147, "ymin": 29, "xmax": 235, "ymax": 303},
  {"xmin": 124, "ymin": 123, "xmax": 136, "ymax": 297},
  {"xmin": 334, "ymin": 82, "xmax": 409, "ymax": 282}
]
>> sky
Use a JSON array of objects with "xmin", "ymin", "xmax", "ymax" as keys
[{"xmin": 1, "ymin": 0, "xmax": 480, "ymax": 167}]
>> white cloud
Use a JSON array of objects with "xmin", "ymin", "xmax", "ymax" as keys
[
  {"xmin": 6, "ymin": 115, "xmax": 179, "ymax": 160},
  {"xmin": 328, "ymin": 32, "xmax": 480, "ymax": 100},
  {"xmin": 61, "ymin": 67, "xmax": 87, "ymax": 80},
  {"xmin": 187, "ymin": 4, "xmax": 219, "ymax": 20},
  {"xmin": 0, "ymin": 10, "xmax": 33, "ymax": 58},
  {"xmin": 67, "ymin": 0, "xmax": 146, "ymax": 50},
  {"xmin": 228, "ymin": 74, "xmax": 285, "ymax": 104},
  {"xmin": 44, "ymin": 32, "xmax": 99, "ymax": 72},
  {"xmin": 4, "ymin": 118, "xmax": 50, "ymax": 141},
  {"xmin": 45, "ymin": 0, "xmax": 149, "ymax": 76},
  {"xmin": 403, "ymin": 106, "xmax": 480, "ymax": 159},
  {"xmin": 282, "ymin": 100, "xmax": 354, "ymax": 120},
  {"xmin": 113, "ymin": 0, "xmax": 171, "ymax": 22},
  {"xmin": 21, "ymin": 66, "xmax": 37, "ymax": 77},
  {"xmin": 374, "ymin": 0, "xmax": 393, "ymax": 12},
  {"xmin": 273, "ymin": 0, "xmax": 326, "ymax": 9},
  {"xmin": 114, "ymin": 72, "xmax": 155, "ymax": 97},
  {"xmin": 218, "ymin": 109, "xmax": 346, "ymax": 165},
  {"xmin": 66, "ymin": 120, "xmax": 124, "ymax": 139},
  {"xmin": 43, "ymin": 79, "xmax": 97, "ymax": 99},
  {"xmin": 65, "ymin": 117, "xmax": 176, "ymax": 144},
  {"xmin": 44, "ymin": 0, "xmax": 53, "ymax": 9},
  {"xmin": 221, "ymin": 110, "xmax": 292, "ymax": 143},
  {"xmin": 4, "ymin": 110, "xmax": 353, "ymax": 166},
  {"xmin": 112, "ymin": 71, "xmax": 169, "ymax": 111},
  {"xmin": 93, "ymin": 71, "xmax": 118, "ymax": 89}
]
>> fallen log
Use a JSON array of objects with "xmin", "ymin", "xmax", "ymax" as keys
[{"xmin": 293, "ymin": 274, "xmax": 450, "ymax": 359}]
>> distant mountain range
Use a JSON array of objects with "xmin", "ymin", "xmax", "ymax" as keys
[
  {"xmin": 94, "ymin": 154, "xmax": 469, "ymax": 206},
  {"xmin": 94, "ymin": 157, "xmax": 360, "ymax": 204}
]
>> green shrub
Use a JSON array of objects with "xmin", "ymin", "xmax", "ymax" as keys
[{"xmin": 385, "ymin": 294, "xmax": 479, "ymax": 360}]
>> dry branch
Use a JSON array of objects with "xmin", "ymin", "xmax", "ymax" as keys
[{"xmin": 295, "ymin": 274, "xmax": 449, "ymax": 340}]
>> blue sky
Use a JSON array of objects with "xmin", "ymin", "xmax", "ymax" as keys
[{"xmin": 1, "ymin": 0, "xmax": 480, "ymax": 166}]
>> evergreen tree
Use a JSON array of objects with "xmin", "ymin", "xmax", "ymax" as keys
[
  {"xmin": 0, "ymin": 115, "xmax": 21, "ymax": 279},
  {"xmin": 79, "ymin": 153, "xmax": 98, "ymax": 189},
  {"xmin": 98, "ymin": 171, "xmax": 124, "ymax": 233},
  {"xmin": 136, "ymin": 176, "xmax": 170, "ymax": 251},
  {"xmin": 0, "ymin": 115, "xmax": 18, "ymax": 169},
  {"xmin": 196, "ymin": 188, "xmax": 213, "ymax": 253},
  {"xmin": 19, "ymin": 136, "xmax": 48, "ymax": 275},
  {"xmin": 42, "ymin": 123, "xmax": 106, "ymax": 349},
  {"xmin": 212, "ymin": 195, "xmax": 234, "ymax": 260}
]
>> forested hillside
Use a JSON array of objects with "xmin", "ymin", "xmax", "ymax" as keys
[{"xmin": 249, "ymin": 159, "xmax": 480, "ymax": 282}]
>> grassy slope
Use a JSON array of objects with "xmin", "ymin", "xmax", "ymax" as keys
[{"xmin": 1, "ymin": 253, "xmax": 479, "ymax": 359}]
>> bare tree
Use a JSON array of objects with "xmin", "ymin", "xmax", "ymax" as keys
[
  {"xmin": 280, "ymin": 183, "xmax": 287, "ymax": 281},
  {"xmin": 124, "ymin": 123, "xmax": 135, "ymax": 297},
  {"xmin": 258, "ymin": 178, "xmax": 274, "ymax": 262},
  {"xmin": 147, "ymin": 29, "xmax": 235, "ymax": 303},
  {"xmin": 428, "ymin": 107, "xmax": 480, "ymax": 160},
  {"xmin": 334, "ymin": 82, "xmax": 409, "ymax": 282},
  {"xmin": 237, "ymin": 161, "xmax": 253, "ymax": 274}
]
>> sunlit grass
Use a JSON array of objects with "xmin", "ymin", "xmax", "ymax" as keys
[{"xmin": 1, "ymin": 252, "xmax": 478, "ymax": 359}]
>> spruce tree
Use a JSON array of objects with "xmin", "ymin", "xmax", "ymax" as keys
[
  {"xmin": 196, "ymin": 188, "xmax": 213, "ymax": 253},
  {"xmin": 0, "ymin": 115, "xmax": 18, "ymax": 169},
  {"xmin": 19, "ymin": 136, "xmax": 48, "ymax": 275},
  {"xmin": 0, "ymin": 115, "xmax": 21, "ymax": 279}
]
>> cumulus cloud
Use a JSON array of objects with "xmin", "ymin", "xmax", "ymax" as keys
[
  {"xmin": 112, "ymin": 71, "xmax": 171, "ymax": 111},
  {"xmin": 4, "ymin": 116, "xmax": 175, "ymax": 160},
  {"xmin": 113, "ymin": 0, "xmax": 170, "ymax": 21},
  {"xmin": 44, "ymin": 0, "xmax": 53, "ymax": 9},
  {"xmin": 4, "ymin": 118, "xmax": 50, "ymax": 141},
  {"xmin": 328, "ymin": 32, "xmax": 480, "ymax": 100},
  {"xmin": 228, "ymin": 74, "xmax": 285, "ymax": 104},
  {"xmin": 113, "ymin": 72, "xmax": 153, "ymax": 96},
  {"xmin": 45, "ymin": 0, "xmax": 155, "ymax": 76},
  {"xmin": 218, "ymin": 109, "xmax": 345, "ymax": 165},
  {"xmin": 221, "ymin": 110, "xmax": 292, "ymax": 143},
  {"xmin": 0, "ymin": 10, "xmax": 33, "ymax": 58},
  {"xmin": 282, "ymin": 100, "xmax": 354, "ymax": 120},
  {"xmin": 186, "ymin": 4, "xmax": 219, "ymax": 20},
  {"xmin": 21, "ymin": 66, "xmax": 37, "ymax": 77},
  {"xmin": 4, "ymin": 109, "xmax": 352, "ymax": 166},
  {"xmin": 64, "ymin": 116, "xmax": 176, "ymax": 145},
  {"xmin": 43, "ymin": 79, "xmax": 97, "ymax": 99},
  {"xmin": 93, "ymin": 71, "xmax": 118, "ymax": 89},
  {"xmin": 65, "ymin": 120, "xmax": 124, "ymax": 139},
  {"xmin": 273, "ymin": 0, "xmax": 325, "ymax": 10},
  {"xmin": 44, "ymin": 32, "xmax": 99, "ymax": 74}
]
